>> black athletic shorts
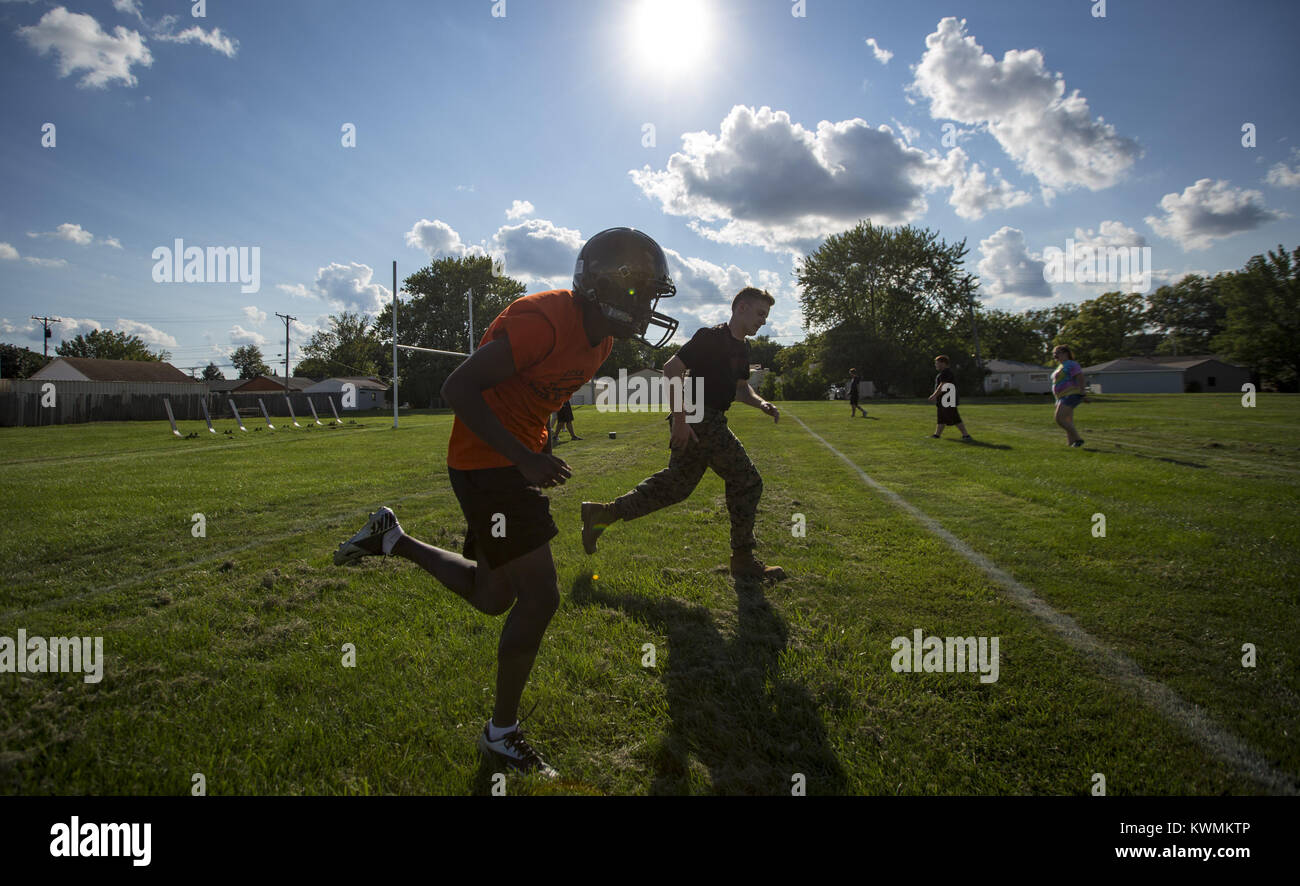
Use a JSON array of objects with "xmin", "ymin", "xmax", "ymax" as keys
[
  {"xmin": 849, "ymin": 394, "xmax": 860, "ymax": 406},
  {"xmin": 447, "ymin": 465, "xmax": 558, "ymax": 569}
]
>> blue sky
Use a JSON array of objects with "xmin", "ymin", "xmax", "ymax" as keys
[{"xmin": 2, "ymin": 0, "xmax": 1298, "ymax": 375}]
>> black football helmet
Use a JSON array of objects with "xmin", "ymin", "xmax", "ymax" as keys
[{"xmin": 572, "ymin": 227, "xmax": 678, "ymax": 348}]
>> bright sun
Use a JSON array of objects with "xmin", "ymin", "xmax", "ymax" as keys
[{"xmin": 630, "ymin": 0, "xmax": 712, "ymax": 78}]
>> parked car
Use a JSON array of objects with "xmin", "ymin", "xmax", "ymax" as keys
[{"xmin": 826, "ymin": 384, "xmax": 846, "ymax": 400}]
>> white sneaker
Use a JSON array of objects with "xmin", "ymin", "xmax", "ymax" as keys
[
  {"xmin": 333, "ymin": 507, "xmax": 401, "ymax": 565},
  {"xmin": 478, "ymin": 723, "xmax": 558, "ymax": 778}
]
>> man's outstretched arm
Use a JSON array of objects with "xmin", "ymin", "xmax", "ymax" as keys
[
  {"xmin": 735, "ymin": 379, "xmax": 779, "ymax": 422},
  {"xmin": 441, "ymin": 336, "xmax": 570, "ymax": 487}
]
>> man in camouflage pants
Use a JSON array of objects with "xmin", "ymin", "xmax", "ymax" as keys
[{"xmin": 581, "ymin": 287, "xmax": 786, "ymax": 581}]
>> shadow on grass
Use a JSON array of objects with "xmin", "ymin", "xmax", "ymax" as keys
[
  {"xmin": 1084, "ymin": 446, "xmax": 1208, "ymax": 469},
  {"xmin": 569, "ymin": 573, "xmax": 848, "ymax": 795},
  {"xmin": 944, "ymin": 438, "xmax": 1013, "ymax": 450}
]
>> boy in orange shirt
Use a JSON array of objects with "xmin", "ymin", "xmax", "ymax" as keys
[{"xmin": 332, "ymin": 228, "xmax": 678, "ymax": 778}]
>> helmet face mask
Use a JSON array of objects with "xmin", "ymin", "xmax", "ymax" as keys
[{"xmin": 573, "ymin": 228, "xmax": 679, "ymax": 348}]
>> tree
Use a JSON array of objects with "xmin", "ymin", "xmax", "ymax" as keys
[
  {"xmin": 1022, "ymin": 303, "xmax": 1080, "ymax": 364},
  {"xmin": 796, "ymin": 221, "xmax": 978, "ymax": 394},
  {"xmin": 1146, "ymin": 274, "xmax": 1228, "ymax": 356},
  {"xmin": 295, "ymin": 311, "xmax": 386, "ymax": 380},
  {"xmin": 0, "ymin": 343, "xmax": 51, "ymax": 379},
  {"xmin": 747, "ymin": 335, "xmax": 784, "ymax": 370},
  {"xmin": 230, "ymin": 344, "xmax": 273, "ymax": 379},
  {"xmin": 972, "ymin": 309, "xmax": 1045, "ymax": 364},
  {"xmin": 373, "ymin": 255, "xmax": 526, "ymax": 408},
  {"xmin": 1054, "ymin": 292, "xmax": 1146, "ymax": 367},
  {"xmin": 56, "ymin": 329, "xmax": 170, "ymax": 362},
  {"xmin": 201, "ymin": 362, "xmax": 225, "ymax": 381},
  {"xmin": 1214, "ymin": 245, "xmax": 1300, "ymax": 390}
]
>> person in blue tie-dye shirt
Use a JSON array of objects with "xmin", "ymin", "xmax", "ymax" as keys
[{"xmin": 1051, "ymin": 344, "xmax": 1087, "ymax": 447}]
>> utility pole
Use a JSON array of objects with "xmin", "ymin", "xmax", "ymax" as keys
[
  {"xmin": 31, "ymin": 316, "xmax": 62, "ymax": 358},
  {"xmin": 392, "ymin": 261, "xmax": 399, "ymax": 430},
  {"xmin": 275, "ymin": 312, "xmax": 297, "ymax": 393}
]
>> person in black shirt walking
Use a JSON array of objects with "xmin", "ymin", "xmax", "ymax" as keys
[
  {"xmin": 927, "ymin": 355, "xmax": 973, "ymax": 441},
  {"xmin": 581, "ymin": 287, "xmax": 786, "ymax": 581},
  {"xmin": 848, "ymin": 368, "xmax": 867, "ymax": 418}
]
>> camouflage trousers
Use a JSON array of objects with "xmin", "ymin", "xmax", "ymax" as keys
[{"xmin": 610, "ymin": 409, "xmax": 762, "ymax": 552}]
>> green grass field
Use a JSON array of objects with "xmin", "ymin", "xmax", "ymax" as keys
[{"xmin": 1, "ymin": 394, "xmax": 1297, "ymax": 795}]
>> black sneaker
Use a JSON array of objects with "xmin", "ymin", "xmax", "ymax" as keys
[
  {"xmin": 478, "ymin": 723, "xmax": 558, "ymax": 778},
  {"xmin": 333, "ymin": 507, "xmax": 401, "ymax": 565},
  {"xmin": 961, "ymin": 435, "xmax": 974, "ymax": 442},
  {"xmin": 1070, "ymin": 439, "xmax": 1086, "ymax": 448}
]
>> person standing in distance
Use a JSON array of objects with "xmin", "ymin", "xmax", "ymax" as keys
[
  {"xmin": 1051, "ymin": 344, "xmax": 1088, "ymax": 447},
  {"xmin": 927, "ymin": 355, "xmax": 973, "ymax": 442},
  {"xmin": 331, "ymin": 228, "xmax": 678, "ymax": 777},
  {"xmin": 848, "ymin": 368, "xmax": 867, "ymax": 419},
  {"xmin": 581, "ymin": 287, "xmax": 786, "ymax": 582}
]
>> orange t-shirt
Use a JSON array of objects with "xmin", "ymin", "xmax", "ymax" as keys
[{"xmin": 446, "ymin": 290, "xmax": 612, "ymax": 470}]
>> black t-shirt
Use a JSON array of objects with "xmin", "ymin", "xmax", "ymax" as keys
[
  {"xmin": 935, "ymin": 368, "xmax": 957, "ymax": 403},
  {"xmin": 849, "ymin": 376, "xmax": 861, "ymax": 396},
  {"xmin": 676, "ymin": 323, "xmax": 750, "ymax": 412}
]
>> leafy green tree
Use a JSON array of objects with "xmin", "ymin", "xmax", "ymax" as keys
[
  {"xmin": 230, "ymin": 344, "xmax": 273, "ymax": 379},
  {"xmin": 1214, "ymin": 245, "xmax": 1300, "ymax": 389},
  {"xmin": 1022, "ymin": 304, "xmax": 1080, "ymax": 364},
  {"xmin": 0, "ymin": 343, "xmax": 51, "ymax": 378},
  {"xmin": 56, "ymin": 329, "xmax": 170, "ymax": 362},
  {"xmin": 973, "ymin": 309, "xmax": 1045, "ymax": 364},
  {"xmin": 295, "ymin": 311, "xmax": 386, "ymax": 380},
  {"xmin": 796, "ymin": 221, "xmax": 978, "ymax": 394},
  {"xmin": 747, "ymin": 335, "xmax": 784, "ymax": 370},
  {"xmin": 373, "ymin": 256, "xmax": 526, "ymax": 408},
  {"xmin": 1146, "ymin": 274, "xmax": 1229, "ymax": 356},
  {"xmin": 201, "ymin": 362, "xmax": 225, "ymax": 381},
  {"xmin": 1054, "ymin": 292, "xmax": 1146, "ymax": 367}
]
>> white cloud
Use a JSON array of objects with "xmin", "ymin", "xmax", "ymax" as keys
[
  {"xmin": 242, "ymin": 306, "xmax": 267, "ymax": 326},
  {"xmin": 631, "ymin": 105, "xmax": 944, "ymax": 255},
  {"xmin": 154, "ymin": 25, "xmax": 238, "ymax": 58},
  {"xmin": 23, "ymin": 256, "xmax": 68, "ymax": 268},
  {"xmin": 102, "ymin": 236, "xmax": 122, "ymax": 249},
  {"xmin": 276, "ymin": 283, "xmax": 317, "ymax": 300},
  {"xmin": 228, "ymin": 325, "xmax": 266, "ymax": 347},
  {"xmin": 58, "ymin": 317, "xmax": 103, "ymax": 336},
  {"xmin": 489, "ymin": 219, "xmax": 583, "ymax": 286},
  {"xmin": 1265, "ymin": 157, "xmax": 1300, "ymax": 188},
  {"xmin": 404, "ymin": 218, "xmax": 483, "ymax": 259},
  {"xmin": 865, "ymin": 37, "xmax": 893, "ymax": 65},
  {"xmin": 314, "ymin": 263, "xmax": 392, "ymax": 314},
  {"xmin": 18, "ymin": 7, "xmax": 152, "ymax": 88},
  {"xmin": 890, "ymin": 118, "xmax": 919, "ymax": 144},
  {"xmin": 117, "ymin": 319, "xmax": 177, "ymax": 348},
  {"xmin": 1145, "ymin": 178, "xmax": 1283, "ymax": 251},
  {"xmin": 505, "ymin": 199, "xmax": 535, "ymax": 220},
  {"xmin": 910, "ymin": 17, "xmax": 1140, "ymax": 191},
  {"xmin": 27, "ymin": 222, "xmax": 94, "ymax": 245},
  {"xmin": 977, "ymin": 226, "xmax": 1051, "ymax": 300},
  {"xmin": 112, "ymin": 0, "xmax": 143, "ymax": 21},
  {"xmin": 0, "ymin": 243, "xmax": 19, "ymax": 261},
  {"xmin": 931, "ymin": 147, "xmax": 1032, "ymax": 219}
]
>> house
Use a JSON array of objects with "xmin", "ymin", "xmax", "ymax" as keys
[
  {"xmin": 231, "ymin": 375, "xmax": 317, "ymax": 393},
  {"xmin": 303, "ymin": 377, "xmax": 389, "ymax": 410},
  {"xmin": 982, "ymin": 359, "xmax": 1054, "ymax": 394},
  {"xmin": 31, "ymin": 357, "xmax": 200, "ymax": 384},
  {"xmin": 1083, "ymin": 355, "xmax": 1250, "ymax": 394}
]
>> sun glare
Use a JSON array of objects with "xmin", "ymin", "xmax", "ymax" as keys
[{"xmin": 630, "ymin": 0, "xmax": 712, "ymax": 78}]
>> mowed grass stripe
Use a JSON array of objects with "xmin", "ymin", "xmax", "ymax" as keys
[{"xmin": 788, "ymin": 408, "xmax": 1298, "ymax": 796}]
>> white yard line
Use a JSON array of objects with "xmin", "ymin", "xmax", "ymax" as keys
[{"xmin": 789, "ymin": 410, "xmax": 1298, "ymax": 795}]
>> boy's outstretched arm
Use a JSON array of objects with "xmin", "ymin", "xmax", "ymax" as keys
[{"xmin": 441, "ymin": 336, "xmax": 571, "ymax": 488}]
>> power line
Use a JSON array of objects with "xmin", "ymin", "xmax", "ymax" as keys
[
  {"xmin": 30, "ymin": 316, "xmax": 61, "ymax": 358},
  {"xmin": 274, "ymin": 312, "xmax": 297, "ymax": 392}
]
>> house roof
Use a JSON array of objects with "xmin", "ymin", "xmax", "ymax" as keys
[
  {"xmin": 236, "ymin": 375, "xmax": 317, "ymax": 391},
  {"xmin": 317, "ymin": 377, "xmax": 388, "ymax": 390},
  {"xmin": 985, "ymin": 359, "xmax": 1051, "ymax": 372},
  {"xmin": 1085, "ymin": 354, "xmax": 1244, "ymax": 373},
  {"xmin": 34, "ymin": 357, "xmax": 199, "ymax": 383},
  {"xmin": 206, "ymin": 379, "xmax": 245, "ymax": 392}
]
